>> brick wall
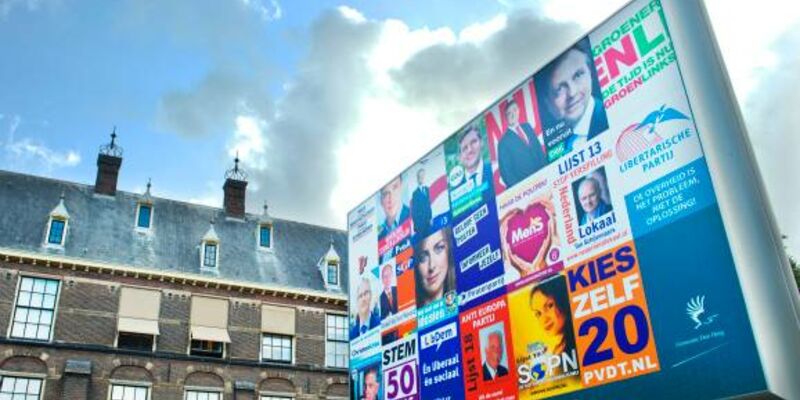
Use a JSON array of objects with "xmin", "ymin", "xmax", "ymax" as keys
[
  {"xmin": 54, "ymin": 279, "xmax": 118, "ymax": 346},
  {"xmin": 229, "ymin": 301, "xmax": 260, "ymax": 361},
  {"xmin": 0, "ymin": 262, "xmax": 348, "ymax": 399},
  {"xmin": 159, "ymin": 290, "xmax": 191, "ymax": 354}
]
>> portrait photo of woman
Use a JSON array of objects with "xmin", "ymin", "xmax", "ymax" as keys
[
  {"xmin": 414, "ymin": 227, "xmax": 457, "ymax": 307},
  {"xmin": 528, "ymin": 275, "xmax": 578, "ymax": 374}
]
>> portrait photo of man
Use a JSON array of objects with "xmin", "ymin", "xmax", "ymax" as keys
[
  {"xmin": 497, "ymin": 98, "xmax": 549, "ymax": 189},
  {"xmin": 362, "ymin": 367, "xmax": 380, "ymax": 400},
  {"xmin": 378, "ymin": 175, "xmax": 410, "ymax": 241},
  {"xmin": 480, "ymin": 326, "xmax": 509, "ymax": 381},
  {"xmin": 572, "ymin": 167, "xmax": 613, "ymax": 226},
  {"xmin": 411, "ymin": 168, "xmax": 433, "ymax": 237},
  {"xmin": 535, "ymin": 37, "xmax": 609, "ymax": 159},
  {"xmin": 457, "ymin": 124, "xmax": 493, "ymax": 191},
  {"xmin": 350, "ymin": 277, "xmax": 380, "ymax": 339},
  {"xmin": 379, "ymin": 263, "xmax": 398, "ymax": 320}
]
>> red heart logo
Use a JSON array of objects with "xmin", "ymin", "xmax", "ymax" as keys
[{"xmin": 505, "ymin": 203, "xmax": 550, "ymax": 263}]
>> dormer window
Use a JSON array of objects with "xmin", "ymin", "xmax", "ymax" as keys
[
  {"xmin": 45, "ymin": 193, "xmax": 70, "ymax": 247},
  {"xmin": 135, "ymin": 179, "xmax": 154, "ymax": 230},
  {"xmin": 136, "ymin": 203, "xmax": 152, "ymax": 229},
  {"xmin": 326, "ymin": 261, "xmax": 339, "ymax": 286},
  {"xmin": 257, "ymin": 202, "xmax": 273, "ymax": 250},
  {"xmin": 320, "ymin": 239, "xmax": 341, "ymax": 289},
  {"xmin": 47, "ymin": 218, "xmax": 67, "ymax": 245},
  {"xmin": 259, "ymin": 224, "xmax": 272, "ymax": 248},
  {"xmin": 203, "ymin": 243, "xmax": 217, "ymax": 268},
  {"xmin": 200, "ymin": 221, "xmax": 220, "ymax": 270}
]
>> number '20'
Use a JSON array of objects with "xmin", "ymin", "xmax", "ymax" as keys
[{"xmin": 578, "ymin": 304, "xmax": 649, "ymax": 367}]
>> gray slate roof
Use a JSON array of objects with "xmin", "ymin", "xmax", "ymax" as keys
[{"xmin": 0, "ymin": 170, "xmax": 348, "ymax": 294}]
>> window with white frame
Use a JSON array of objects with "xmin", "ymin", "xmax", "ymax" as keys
[
  {"xmin": 47, "ymin": 218, "xmax": 66, "ymax": 245},
  {"xmin": 109, "ymin": 383, "xmax": 150, "ymax": 400},
  {"xmin": 0, "ymin": 375, "xmax": 43, "ymax": 399},
  {"xmin": 10, "ymin": 276, "xmax": 60, "ymax": 341},
  {"xmin": 185, "ymin": 389, "xmax": 221, "ymax": 400},
  {"xmin": 326, "ymin": 261, "xmax": 339, "ymax": 286},
  {"xmin": 261, "ymin": 396, "xmax": 292, "ymax": 400},
  {"xmin": 136, "ymin": 203, "xmax": 152, "ymax": 229},
  {"xmin": 259, "ymin": 224, "xmax": 272, "ymax": 248},
  {"xmin": 261, "ymin": 333, "xmax": 292, "ymax": 363},
  {"xmin": 326, "ymin": 314, "xmax": 348, "ymax": 368},
  {"xmin": 202, "ymin": 243, "xmax": 217, "ymax": 268}
]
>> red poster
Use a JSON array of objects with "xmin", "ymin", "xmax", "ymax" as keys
[{"xmin": 460, "ymin": 296, "xmax": 518, "ymax": 400}]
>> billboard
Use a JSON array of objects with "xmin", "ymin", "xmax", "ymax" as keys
[{"xmin": 347, "ymin": 0, "xmax": 800, "ymax": 399}]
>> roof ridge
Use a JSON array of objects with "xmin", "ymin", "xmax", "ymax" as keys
[{"xmin": 0, "ymin": 169, "xmax": 345, "ymax": 233}]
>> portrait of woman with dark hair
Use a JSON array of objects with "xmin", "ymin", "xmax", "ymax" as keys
[
  {"xmin": 528, "ymin": 276, "xmax": 577, "ymax": 374},
  {"xmin": 414, "ymin": 227, "xmax": 457, "ymax": 307}
]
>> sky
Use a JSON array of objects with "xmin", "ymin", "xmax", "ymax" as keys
[{"xmin": 0, "ymin": 0, "xmax": 798, "ymax": 256}]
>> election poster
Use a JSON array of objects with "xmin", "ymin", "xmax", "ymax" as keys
[
  {"xmin": 408, "ymin": 146, "xmax": 451, "ymax": 240},
  {"xmin": 509, "ymin": 274, "xmax": 582, "ymax": 398},
  {"xmin": 459, "ymin": 296, "xmax": 517, "ymax": 400},
  {"xmin": 418, "ymin": 317, "xmax": 465, "ymax": 400},
  {"xmin": 445, "ymin": 121, "xmax": 494, "ymax": 218},
  {"xmin": 346, "ymin": 0, "xmax": 793, "ymax": 398}
]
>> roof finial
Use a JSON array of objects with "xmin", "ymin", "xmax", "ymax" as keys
[
  {"xmin": 146, "ymin": 178, "xmax": 152, "ymax": 193},
  {"xmin": 99, "ymin": 127, "xmax": 124, "ymax": 157},
  {"xmin": 224, "ymin": 152, "xmax": 248, "ymax": 181}
]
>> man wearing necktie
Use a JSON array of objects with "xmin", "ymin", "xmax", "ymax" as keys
[
  {"xmin": 497, "ymin": 99, "xmax": 548, "ymax": 189},
  {"xmin": 379, "ymin": 264, "xmax": 398, "ymax": 320},
  {"xmin": 457, "ymin": 125, "xmax": 494, "ymax": 195},
  {"xmin": 411, "ymin": 168, "xmax": 433, "ymax": 237}
]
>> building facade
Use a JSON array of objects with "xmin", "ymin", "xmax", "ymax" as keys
[{"xmin": 0, "ymin": 136, "xmax": 350, "ymax": 399}]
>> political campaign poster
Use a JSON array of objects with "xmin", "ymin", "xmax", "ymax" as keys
[
  {"xmin": 459, "ymin": 296, "xmax": 517, "ymax": 400},
  {"xmin": 382, "ymin": 333, "xmax": 421, "ymax": 400},
  {"xmin": 351, "ymin": 359, "xmax": 382, "ymax": 400},
  {"xmin": 451, "ymin": 201, "xmax": 506, "ymax": 311},
  {"xmin": 497, "ymin": 170, "xmax": 565, "ymax": 290},
  {"xmin": 408, "ymin": 146, "xmax": 451, "ymax": 240},
  {"xmin": 418, "ymin": 317, "xmax": 466, "ymax": 400},
  {"xmin": 509, "ymin": 274, "xmax": 582, "ymax": 398},
  {"xmin": 445, "ymin": 121, "xmax": 495, "ymax": 218},
  {"xmin": 485, "ymin": 78, "xmax": 547, "ymax": 196},
  {"xmin": 565, "ymin": 241, "xmax": 659, "ymax": 387},
  {"xmin": 413, "ymin": 226, "xmax": 459, "ymax": 329},
  {"xmin": 380, "ymin": 248, "xmax": 417, "ymax": 345},
  {"xmin": 377, "ymin": 173, "xmax": 413, "ymax": 263},
  {"xmin": 534, "ymin": 37, "xmax": 610, "ymax": 162},
  {"xmin": 346, "ymin": 0, "xmax": 792, "ymax": 398}
]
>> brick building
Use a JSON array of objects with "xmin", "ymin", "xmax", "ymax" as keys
[{"xmin": 0, "ymin": 135, "xmax": 350, "ymax": 399}]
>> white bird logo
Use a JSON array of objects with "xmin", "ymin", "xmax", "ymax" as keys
[{"xmin": 686, "ymin": 295, "xmax": 719, "ymax": 329}]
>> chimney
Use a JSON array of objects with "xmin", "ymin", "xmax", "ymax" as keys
[
  {"xmin": 223, "ymin": 155, "xmax": 248, "ymax": 218},
  {"xmin": 95, "ymin": 129, "xmax": 123, "ymax": 196}
]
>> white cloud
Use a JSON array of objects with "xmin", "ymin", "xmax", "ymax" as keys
[
  {"xmin": 4, "ymin": 137, "xmax": 81, "ymax": 169},
  {"xmin": 228, "ymin": 114, "xmax": 269, "ymax": 171},
  {"xmin": 1, "ymin": 115, "xmax": 81, "ymax": 171},
  {"xmin": 328, "ymin": 9, "xmax": 578, "ymax": 225},
  {"xmin": 240, "ymin": 0, "xmax": 281, "ymax": 21},
  {"xmin": 337, "ymin": 5, "xmax": 366, "ymax": 24},
  {"xmin": 537, "ymin": 0, "xmax": 627, "ymax": 29}
]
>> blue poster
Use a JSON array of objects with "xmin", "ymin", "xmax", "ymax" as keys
[{"xmin": 418, "ymin": 316, "xmax": 466, "ymax": 400}]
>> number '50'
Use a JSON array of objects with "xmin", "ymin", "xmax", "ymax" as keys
[
  {"xmin": 386, "ymin": 364, "xmax": 416, "ymax": 398},
  {"xmin": 578, "ymin": 304, "xmax": 649, "ymax": 366}
]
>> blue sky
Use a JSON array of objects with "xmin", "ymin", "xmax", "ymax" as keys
[{"xmin": 1, "ymin": 0, "xmax": 799, "ymax": 256}]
